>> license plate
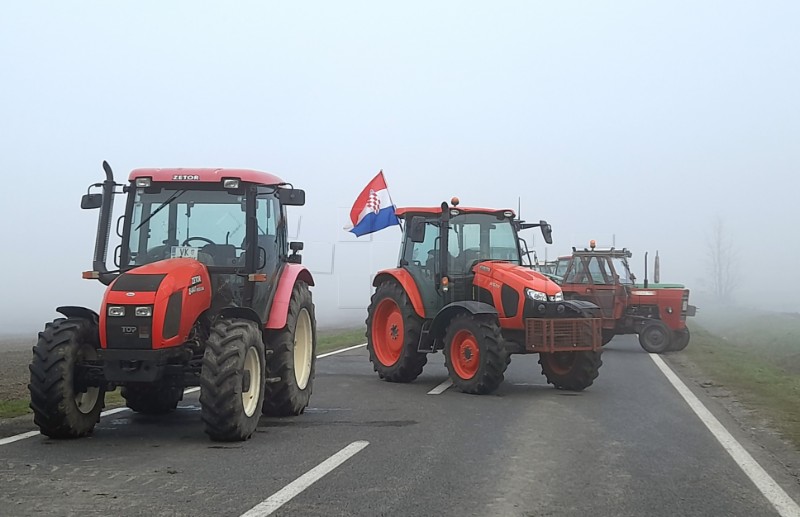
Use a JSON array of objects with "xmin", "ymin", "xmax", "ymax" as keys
[{"xmin": 170, "ymin": 246, "xmax": 199, "ymax": 259}]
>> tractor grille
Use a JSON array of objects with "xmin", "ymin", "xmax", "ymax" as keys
[
  {"xmin": 106, "ymin": 306, "xmax": 153, "ymax": 349},
  {"xmin": 525, "ymin": 318, "xmax": 602, "ymax": 353}
]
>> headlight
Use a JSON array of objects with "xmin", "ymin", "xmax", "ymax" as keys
[
  {"xmin": 107, "ymin": 306, "xmax": 125, "ymax": 317},
  {"xmin": 525, "ymin": 288, "xmax": 548, "ymax": 302},
  {"xmin": 135, "ymin": 306, "xmax": 153, "ymax": 317},
  {"xmin": 549, "ymin": 292, "xmax": 564, "ymax": 302}
]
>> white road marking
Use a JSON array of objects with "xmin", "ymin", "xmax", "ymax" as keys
[
  {"xmin": 240, "ymin": 440, "xmax": 369, "ymax": 517},
  {"xmin": 650, "ymin": 354, "xmax": 800, "ymax": 517},
  {"xmin": 427, "ymin": 379, "xmax": 453, "ymax": 395},
  {"xmin": 0, "ymin": 344, "xmax": 364, "ymax": 446},
  {"xmin": 0, "ymin": 431, "xmax": 39, "ymax": 446},
  {"xmin": 316, "ymin": 342, "xmax": 367, "ymax": 358}
]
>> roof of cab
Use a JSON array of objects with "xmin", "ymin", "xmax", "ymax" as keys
[
  {"xmin": 129, "ymin": 168, "xmax": 284, "ymax": 185},
  {"xmin": 396, "ymin": 206, "xmax": 516, "ymax": 218}
]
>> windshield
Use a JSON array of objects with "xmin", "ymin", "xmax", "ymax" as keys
[
  {"xmin": 448, "ymin": 213, "xmax": 520, "ymax": 274},
  {"xmin": 123, "ymin": 186, "xmax": 251, "ymax": 268},
  {"xmin": 612, "ymin": 257, "xmax": 634, "ymax": 284}
]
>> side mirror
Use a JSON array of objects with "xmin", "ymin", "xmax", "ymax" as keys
[
  {"xmin": 539, "ymin": 220, "xmax": 553, "ymax": 245},
  {"xmin": 81, "ymin": 193, "xmax": 103, "ymax": 209},
  {"xmin": 409, "ymin": 219, "xmax": 426, "ymax": 243},
  {"xmin": 290, "ymin": 241, "xmax": 304, "ymax": 253},
  {"xmin": 279, "ymin": 188, "xmax": 306, "ymax": 206}
]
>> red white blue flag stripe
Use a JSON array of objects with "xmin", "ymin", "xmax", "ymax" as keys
[{"xmin": 346, "ymin": 171, "xmax": 400, "ymax": 237}]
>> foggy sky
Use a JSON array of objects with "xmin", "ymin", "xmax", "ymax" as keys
[{"xmin": 1, "ymin": 1, "xmax": 798, "ymax": 332}]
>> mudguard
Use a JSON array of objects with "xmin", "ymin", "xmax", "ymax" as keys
[
  {"xmin": 372, "ymin": 269, "xmax": 426, "ymax": 318},
  {"xmin": 57, "ymin": 306, "xmax": 100, "ymax": 326},
  {"xmin": 266, "ymin": 264, "xmax": 315, "ymax": 329},
  {"xmin": 428, "ymin": 301, "xmax": 498, "ymax": 343}
]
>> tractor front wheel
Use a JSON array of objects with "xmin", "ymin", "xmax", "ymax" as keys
[
  {"xmin": 262, "ymin": 281, "xmax": 318, "ymax": 417},
  {"xmin": 601, "ymin": 329, "xmax": 616, "ymax": 346},
  {"xmin": 443, "ymin": 313, "xmax": 509, "ymax": 395},
  {"xmin": 669, "ymin": 328, "xmax": 690, "ymax": 352},
  {"xmin": 200, "ymin": 318, "xmax": 265, "ymax": 441},
  {"xmin": 638, "ymin": 320, "xmax": 672, "ymax": 354},
  {"xmin": 122, "ymin": 385, "xmax": 183, "ymax": 415},
  {"xmin": 28, "ymin": 318, "xmax": 105, "ymax": 438},
  {"xmin": 539, "ymin": 351, "xmax": 602, "ymax": 391},
  {"xmin": 366, "ymin": 281, "xmax": 427, "ymax": 383}
]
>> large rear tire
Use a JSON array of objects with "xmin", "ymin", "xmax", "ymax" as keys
[
  {"xmin": 539, "ymin": 351, "xmax": 602, "ymax": 391},
  {"xmin": 122, "ymin": 385, "xmax": 183, "ymax": 415},
  {"xmin": 200, "ymin": 318, "xmax": 265, "ymax": 441},
  {"xmin": 601, "ymin": 329, "xmax": 615, "ymax": 346},
  {"xmin": 669, "ymin": 328, "xmax": 690, "ymax": 351},
  {"xmin": 262, "ymin": 282, "xmax": 318, "ymax": 417},
  {"xmin": 638, "ymin": 320, "xmax": 672, "ymax": 354},
  {"xmin": 443, "ymin": 313, "xmax": 509, "ymax": 395},
  {"xmin": 28, "ymin": 318, "xmax": 105, "ymax": 438},
  {"xmin": 366, "ymin": 281, "xmax": 427, "ymax": 383}
]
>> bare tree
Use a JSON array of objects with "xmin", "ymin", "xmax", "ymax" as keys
[{"xmin": 707, "ymin": 217, "xmax": 738, "ymax": 300}]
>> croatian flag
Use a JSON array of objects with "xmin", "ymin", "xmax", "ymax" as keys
[{"xmin": 346, "ymin": 171, "xmax": 400, "ymax": 237}]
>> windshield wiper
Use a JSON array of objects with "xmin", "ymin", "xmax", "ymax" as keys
[{"xmin": 135, "ymin": 190, "xmax": 186, "ymax": 231}]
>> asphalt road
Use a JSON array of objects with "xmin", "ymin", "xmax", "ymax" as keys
[{"xmin": 2, "ymin": 336, "xmax": 799, "ymax": 517}]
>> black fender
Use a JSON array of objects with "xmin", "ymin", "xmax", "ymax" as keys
[
  {"xmin": 56, "ymin": 306, "xmax": 100, "ymax": 326},
  {"xmin": 216, "ymin": 306, "xmax": 263, "ymax": 330},
  {"xmin": 560, "ymin": 299, "xmax": 600, "ymax": 318},
  {"xmin": 426, "ymin": 301, "xmax": 498, "ymax": 350}
]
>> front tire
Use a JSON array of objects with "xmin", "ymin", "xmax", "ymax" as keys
[
  {"xmin": 28, "ymin": 318, "xmax": 105, "ymax": 438},
  {"xmin": 262, "ymin": 282, "xmax": 318, "ymax": 417},
  {"xmin": 122, "ymin": 385, "xmax": 183, "ymax": 415},
  {"xmin": 366, "ymin": 281, "xmax": 428, "ymax": 383},
  {"xmin": 539, "ymin": 351, "xmax": 602, "ymax": 391},
  {"xmin": 638, "ymin": 320, "xmax": 672, "ymax": 354},
  {"xmin": 669, "ymin": 328, "xmax": 690, "ymax": 351},
  {"xmin": 200, "ymin": 318, "xmax": 265, "ymax": 441},
  {"xmin": 443, "ymin": 313, "xmax": 509, "ymax": 395}
]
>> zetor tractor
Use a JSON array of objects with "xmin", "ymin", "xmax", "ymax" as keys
[
  {"xmin": 366, "ymin": 199, "xmax": 603, "ymax": 395},
  {"xmin": 557, "ymin": 244, "xmax": 696, "ymax": 353},
  {"xmin": 29, "ymin": 162, "xmax": 316, "ymax": 441}
]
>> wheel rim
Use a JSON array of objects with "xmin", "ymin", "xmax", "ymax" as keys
[
  {"xmin": 645, "ymin": 327, "xmax": 667, "ymax": 348},
  {"xmin": 372, "ymin": 298, "xmax": 404, "ymax": 366},
  {"xmin": 242, "ymin": 345, "xmax": 262, "ymax": 417},
  {"xmin": 544, "ymin": 352, "xmax": 575, "ymax": 376},
  {"xmin": 294, "ymin": 308, "xmax": 313, "ymax": 390},
  {"xmin": 74, "ymin": 345, "xmax": 99, "ymax": 415},
  {"xmin": 450, "ymin": 329, "xmax": 480, "ymax": 380}
]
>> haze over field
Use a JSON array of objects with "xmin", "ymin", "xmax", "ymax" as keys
[{"xmin": 1, "ymin": 1, "xmax": 798, "ymax": 333}]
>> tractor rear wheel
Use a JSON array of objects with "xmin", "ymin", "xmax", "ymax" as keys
[
  {"xmin": 638, "ymin": 320, "xmax": 672, "ymax": 353},
  {"xmin": 601, "ymin": 329, "xmax": 616, "ymax": 346},
  {"xmin": 539, "ymin": 351, "xmax": 602, "ymax": 391},
  {"xmin": 200, "ymin": 318, "xmax": 265, "ymax": 441},
  {"xmin": 669, "ymin": 328, "xmax": 690, "ymax": 352},
  {"xmin": 262, "ymin": 282, "xmax": 318, "ymax": 417},
  {"xmin": 366, "ymin": 281, "xmax": 427, "ymax": 383},
  {"xmin": 28, "ymin": 318, "xmax": 105, "ymax": 438},
  {"xmin": 122, "ymin": 385, "xmax": 183, "ymax": 415},
  {"xmin": 443, "ymin": 313, "xmax": 509, "ymax": 395}
]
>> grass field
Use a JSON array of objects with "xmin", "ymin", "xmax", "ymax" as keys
[
  {"xmin": 686, "ymin": 313, "xmax": 800, "ymax": 448},
  {"xmin": 0, "ymin": 327, "xmax": 366, "ymax": 420}
]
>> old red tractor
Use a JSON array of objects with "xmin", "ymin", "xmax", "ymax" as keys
[
  {"xmin": 365, "ymin": 199, "xmax": 603, "ymax": 394},
  {"xmin": 557, "ymin": 244, "xmax": 696, "ymax": 353},
  {"xmin": 29, "ymin": 162, "xmax": 316, "ymax": 441}
]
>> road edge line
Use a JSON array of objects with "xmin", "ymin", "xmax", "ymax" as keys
[
  {"xmin": 650, "ymin": 354, "xmax": 800, "ymax": 517},
  {"xmin": 316, "ymin": 342, "xmax": 367, "ymax": 358},
  {"xmin": 239, "ymin": 440, "xmax": 369, "ymax": 517}
]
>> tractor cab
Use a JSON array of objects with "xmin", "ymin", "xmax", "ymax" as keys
[{"xmin": 560, "ymin": 245, "xmax": 634, "ymax": 321}]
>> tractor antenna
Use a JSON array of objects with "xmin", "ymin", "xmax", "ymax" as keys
[{"xmin": 517, "ymin": 196, "xmax": 521, "ymax": 220}]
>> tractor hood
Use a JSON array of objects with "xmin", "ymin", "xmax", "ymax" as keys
[
  {"xmin": 99, "ymin": 258, "xmax": 212, "ymax": 350},
  {"xmin": 472, "ymin": 261, "xmax": 562, "ymax": 296}
]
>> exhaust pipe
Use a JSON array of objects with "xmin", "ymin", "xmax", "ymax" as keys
[
  {"xmin": 94, "ymin": 161, "xmax": 117, "ymax": 285},
  {"xmin": 644, "ymin": 251, "xmax": 649, "ymax": 289}
]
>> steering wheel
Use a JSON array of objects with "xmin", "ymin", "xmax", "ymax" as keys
[{"xmin": 182, "ymin": 236, "xmax": 215, "ymax": 246}]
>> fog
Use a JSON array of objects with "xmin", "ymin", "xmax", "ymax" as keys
[{"xmin": 1, "ymin": 1, "xmax": 798, "ymax": 333}]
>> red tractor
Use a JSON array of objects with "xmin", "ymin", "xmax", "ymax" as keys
[
  {"xmin": 365, "ymin": 199, "xmax": 603, "ymax": 394},
  {"xmin": 29, "ymin": 162, "xmax": 316, "ymax": 441},
  {"xmin": 557, "ymin": 244, "xmax": 696, "ymax": 353}
]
